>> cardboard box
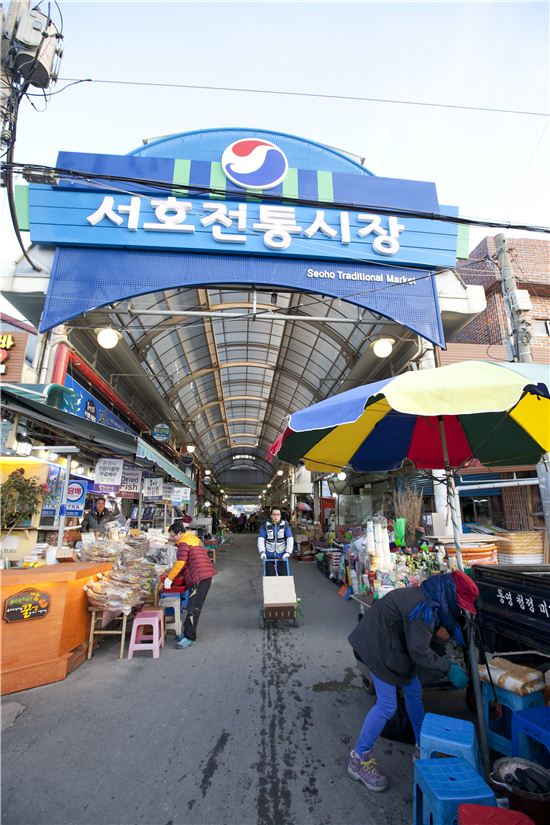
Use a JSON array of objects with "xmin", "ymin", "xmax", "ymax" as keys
[
  {"xmin": 262, "ymin": 576, "xmax": 297, "ymax": 607},
  {"xmin": 56, "ymin": 547, "xmax": 78, "ymax": 562}
]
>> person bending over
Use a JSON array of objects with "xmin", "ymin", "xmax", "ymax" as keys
[{"xmin": 347, "ymin": 570, "xmax": 479, "ymax": 793}]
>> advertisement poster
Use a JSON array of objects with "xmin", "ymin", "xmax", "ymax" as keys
[
  {"xmin": 40, "ymin": 464, "xmax": 65, "ymax": 520},
  {"xmin": 66, "ymin": 478, "xmax": 88, "ymax": 517},
  {"xmin": 142, "ymin": 477, "xmax": 164, "ymax": 501},
  {"xmin": 119, "ymin": 465, "xmax": 142, "ymax": 499},
  {"xmin": 93, "ymin": 458, "xmax": 124, "ymax": 493}
]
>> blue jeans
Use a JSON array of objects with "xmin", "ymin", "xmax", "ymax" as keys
[{"xmin": 355, "ymin": 673, "xmax": 425, "ymax": 755}]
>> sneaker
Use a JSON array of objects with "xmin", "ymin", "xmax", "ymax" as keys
[
  {"xmin": 175, "ymin": 637, "xmax": 194, "ymax": 649},
  {"xmin": 413, "ymin": 745, "xmax": 421, "ymax": 761},
  {"xmin": 347, "ymin": 750, "xmax": 388, "ymax": 792}
]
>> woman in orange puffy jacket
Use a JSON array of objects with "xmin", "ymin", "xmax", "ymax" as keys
[{"xmin": 164, "ymin": 521, "xmax": 217, "ymax": 649}]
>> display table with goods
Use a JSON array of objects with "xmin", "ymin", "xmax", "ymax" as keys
[
  {"xmin": 81, "ymin": 531, "xmax": 175, "ymax": 657},
  {"xmin": 1, "ymin": 561, "xmax": 113, "ymax": 695}
]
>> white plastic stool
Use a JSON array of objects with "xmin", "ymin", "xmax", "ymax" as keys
[{"xmin": 160, "ymin": 595, "xmax": 182, "ymax": 636}]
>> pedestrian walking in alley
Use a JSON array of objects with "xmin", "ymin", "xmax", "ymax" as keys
[
  {"xmin": 163, "ymin": 521, "xmax": 217, "ymax": 649},
  {"xmin": 258, "ymin": 506, "xmax": 294, "ymax": 575},
  {"xmin": 346, "ymin": 571, "xmax": 478, "ymax": 792}
]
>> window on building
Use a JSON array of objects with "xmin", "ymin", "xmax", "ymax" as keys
[
  {"xmin": 460, "ymin": 495, "xmax": 505, "ymax": 528},
  {"xmin": 532, "ymin": 318, "xmax": 550, "ymax": 337}
]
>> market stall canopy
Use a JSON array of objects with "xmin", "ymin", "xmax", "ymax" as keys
[
  {"xmin": 270, "ymin": 361, "xmax": 550, "ymax": 473},
  {"xmin": 135, "ymin": 437, "xmax": 195, "ymax": 488}
]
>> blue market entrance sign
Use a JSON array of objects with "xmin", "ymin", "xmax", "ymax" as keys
[{"xmin": 30, "ymin": 128, "xmax": 458, "ymax": 346}]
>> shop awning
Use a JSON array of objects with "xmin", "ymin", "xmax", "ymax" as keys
[
  {"xmin": 136, "ymin": 437, "xmax": 196, "ymax": 489},
  {"xmin": 1, "ymin": 384, "xmax": 137, "ymax": 455}
]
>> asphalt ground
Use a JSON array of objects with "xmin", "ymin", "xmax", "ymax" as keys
[{"xmin": 2, "ymin": 534, "xmax": 472, "ymax": 825}]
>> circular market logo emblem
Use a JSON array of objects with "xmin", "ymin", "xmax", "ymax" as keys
[
  {"xmin": 221, "ymin": 139, "xmax": 288, "ymax": 190},
  {"xmin": 152, "ymin": 423, "xmax": 171, "ymax": 442}
]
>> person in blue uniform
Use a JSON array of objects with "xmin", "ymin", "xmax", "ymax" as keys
[{"xmin": 257, "ymin": 506, "xmax": 294, "ymax": 575}]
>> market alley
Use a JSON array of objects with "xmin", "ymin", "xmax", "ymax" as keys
[{"xmin": 2, "ymin": 534, "xmax": 469, "ymax": 825}]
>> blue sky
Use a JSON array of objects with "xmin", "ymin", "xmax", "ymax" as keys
[{"xmin": 1, "ymin": 0, "xmax": 549, "ymax": 317}]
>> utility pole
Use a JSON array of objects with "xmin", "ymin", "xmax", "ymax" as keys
[
  {"xmin": 495, "ymin": 234, "xmax": 550, "ymax": 546},
  {"xmin": 1, "ymin": 0, "xmax": 63, "ymax": 152},
  {"xmin": 494, "ymin": 233, "xmax": 533, "ymax": 363}
]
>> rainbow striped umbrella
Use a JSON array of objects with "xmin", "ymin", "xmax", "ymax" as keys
[{"xmin": 270, "ymin": 361, "xmax": 549, "ymax": 474}]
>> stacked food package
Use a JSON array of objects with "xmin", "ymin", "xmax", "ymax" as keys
[{"xmin": 83, "ymin": 533, "xmax": 169, "ymax": 614}]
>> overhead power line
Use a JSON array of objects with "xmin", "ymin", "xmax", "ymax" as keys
[
  {"xmin": 7, "ymin": 160, "xmax": 550, "ymax": 235},
  {"xmin": 58, "ymin": 76, "xmax": 550, "ymax": 119}
]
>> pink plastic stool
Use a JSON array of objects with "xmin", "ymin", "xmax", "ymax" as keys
[{"xmin": 128, "ymin": 609, "xmax": 164, "ymax": 659}]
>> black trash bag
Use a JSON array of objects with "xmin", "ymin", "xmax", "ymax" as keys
[{"xmin": 380, "ymin": 688, "xmax": 415, "ymax": 744}]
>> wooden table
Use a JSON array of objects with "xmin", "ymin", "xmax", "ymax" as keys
[{"xmin": 1, "ymin": 562, "xmax": 112, "ymax": 695}]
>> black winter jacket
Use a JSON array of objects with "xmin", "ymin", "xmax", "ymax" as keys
[{"xmin": 348, "ymin": 586, "xmax": 451, "ymax": 686}]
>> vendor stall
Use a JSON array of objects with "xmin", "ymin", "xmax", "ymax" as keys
[{"xmin": 1, "ymin": 561, "xmax": 112, "ymax": 694}]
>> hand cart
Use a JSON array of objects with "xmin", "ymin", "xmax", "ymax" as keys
[{"xmin": 259, "ymin": 557, "xmax": 299, "ymax": 628}]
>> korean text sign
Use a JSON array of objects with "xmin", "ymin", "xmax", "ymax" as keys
[
  {"xmin": 119, "ymin": 465, "xmax": 142, "ymax": 499},
  {"xmin": 94, "ymin": 458, "xmax": 124, "ymax": 493},
  {"xmin": 66, "ymin": 478, "xmax": 88, "ymax": 517},
  {"xmin": 4, "ymin": 589, "xmax": 51, "ymax": 622},
  {"xmin": 29, "ymin": 189, "xmax": 457, "ymax": 271},
  {"xmin": 142, "ymin": 477, "xmax": 164, "ymax": 501}
]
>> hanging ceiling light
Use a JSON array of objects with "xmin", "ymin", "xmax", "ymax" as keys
[
  {"xmin": 267, "ymin": 483, "xmax": 271, "ymax": 488},
  {"xmin": 95, "ymin": 327, "xmax": 122, "ymax": 349},
  {"xmin": 337, "ymin": 471, "xmax": 347, "ymax": 481},
  {"xmin": 186, "ymin": 444, "xmax": 196, "ymax": 454},
  {"xmin": 204, "ymin": 469, "xmax": 211, "ymax": 476},
  {"xmin": 203, "ymin": 500, "xmax": 211, "ymax": 508},
  {"xmin": 277, "ymin": 469, "xmax": 283, "ymax": 477},
  {"xmin": 15, "ymin": 434, "xmax": 32, "ymax": 456},
  {"xmin": 370, "ymin": 337, "xmax": 395, "ymax": 358}
]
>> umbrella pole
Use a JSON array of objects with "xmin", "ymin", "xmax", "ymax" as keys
[
  {"xmin": 437, "ymin": 417, "xmax": 464, "ymax": 572},
  {"xmin": 437, "ymin": 418, "xmax": 491, "ymax": 776}
]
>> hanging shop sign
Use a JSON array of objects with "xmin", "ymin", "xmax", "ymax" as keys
[
  {"xmin": 93, "ymin": 457, "xmax": 124, "ymax": 493},
  {"xmin": 171, "ymin": 486, "xmax": 190, "ymax": 505},
  {"xmin": 162, "ymin": 483, "xmax": 175, "ymax": 500},
  {"xmin": 62, "ymin": 376, "xmax": 135, "ymax": 434},
  {"xmin": 29, "ymin": 128, "xmax": 456, "ymax": 347},
  {"xmin": 4, "ymin": 589, "xmax": 51, "ymax": 623},
  {"xmin": 66, "ymin": 478, "xmax": 88, "ymax": 517},
  {"xmin": 0, "ymin": 332, "xmax": 28, "ymax": 382},
  {"xmin": 119, "ymin": 464, "xmax": 142, "ymax": 499},
  {"xmin": 142, "ymin": 476, "xmax": 164, "ymax": 501},
  {"xmin": 151, "ymin": 423, "xmax": 172, "ymax": 442}
]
